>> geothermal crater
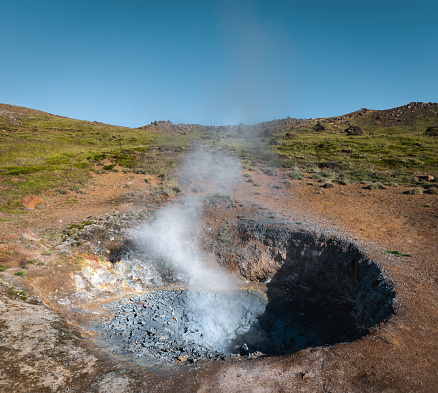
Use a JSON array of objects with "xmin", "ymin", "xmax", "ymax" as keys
[{"xmin": 99, "ymin": 220, "xmax": 395, "ymax": 364}]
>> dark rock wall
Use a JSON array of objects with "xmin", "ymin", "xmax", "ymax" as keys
[{"xmin": 216, "ymin": 220, "xmax": 395, "ymax": 332}]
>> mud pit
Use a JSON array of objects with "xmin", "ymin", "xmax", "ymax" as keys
[{"xmin": 98, "ymin": 222, "xmax": 395, "ymax": 365}]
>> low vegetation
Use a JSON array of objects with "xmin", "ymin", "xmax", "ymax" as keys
[
  {"xmin": 275, "ymin": 103, "xmax": 438, "ymax": 188},
  {"xmin": 0, "ymin": 104, "xmax": 195, "ymax": 215},
  {"xmin": 0, "ymin": 102, "xmax": 436, "ymax": 217}
]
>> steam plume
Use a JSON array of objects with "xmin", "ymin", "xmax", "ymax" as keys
[{"xmin": 133, "ymin": 146, "xmax": 242, "ymax": 288}]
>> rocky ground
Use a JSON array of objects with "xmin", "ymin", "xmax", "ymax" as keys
[{"xmin": 0, "ymin": 163, "xmax": 437, "ymax": 392}]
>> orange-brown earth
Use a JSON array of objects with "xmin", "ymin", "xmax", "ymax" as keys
[{"xmin": 0, "ymin": 165, "xmax": 437, "ymax": 392}]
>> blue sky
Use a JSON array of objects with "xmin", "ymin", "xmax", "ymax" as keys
[{"xmin": 1, "ymin": 0, "xmax": 437, "ymax": 127}]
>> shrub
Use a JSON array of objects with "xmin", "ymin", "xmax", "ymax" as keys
[
  {"xmin": 103, "ymin": 163, "xmax": 116, "ymax": 171},
  {"xmin": 264, "ymin": 168, "xmax": 277, "ymax": 176},
  {"xmin": 425, "ymin": 187, "xmax": 438, "ymax": 195},
  {"xmin": 404, "ymin": 187, "xmax": 423, "ymax": 195},
  {"xmin": 323, "ymin": 182, "xmax": 335, "ymax": 188},
  {"xmin": 287, "ymin": 170, "xmax": 304, "ymax": 180},
  {"xmin": 15, "ymin": 271, "xmax": 26, "ymax": 277},
  {"xmin": 366, "ymin": 182, "xmax": 388, "ymax": 190}
]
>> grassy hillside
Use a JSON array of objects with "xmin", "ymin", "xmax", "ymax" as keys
[
  {"xmin": 274, "ymin": 102, "xmax": 438, "ymax": 186},
  {"xmin": 0, "ymin": 104, "xmax": 194, "ymax": 214},
  {"xmin": 1, "ymin": 102, "xmax": 437, "ymax": 216}
]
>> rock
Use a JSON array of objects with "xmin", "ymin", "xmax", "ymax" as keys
[
  {"xmin": 22, "ymin": 195, "xmax": 48, "ymax": 210},
  {"xmin": 425, "ymin": 126, "xmax": 438, "ymax": 137},
  {"xmin": 419, "ymin": 175, "xmax": 434, "ymax": 181},
  {"xmin": 240, "ymin": 343, "xmax": 250, "ymax": 356},
  {"xmin": 283, "ymin": 132, "xmax": 296, "ymax": 139},
  {"xmin": 313, "ymin": 122, "xmax": 325, "ymax": 131},
  {"xmin": 344, "ymin": 126, "xmax": 364, "ymax": 136},
  {"xmin": 178, "ymin": 355, "xmax": 188, "ymax": 362}
]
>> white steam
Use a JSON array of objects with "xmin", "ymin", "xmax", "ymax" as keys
[
  {"xmin": 131, "ymin": 147, "xmax": 245, "ymax": 352},
  {"xmin": 133, "ymin": 147, "xmax": 242, "ymax": 288}
]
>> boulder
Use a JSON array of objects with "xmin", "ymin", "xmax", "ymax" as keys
[
  {"xmin": 344, "ymin": 125, "xmax": 364, "ymax": 136},
  {"xmin": 313, "ymin": 122, "xmax": 325, "ymax": 131},
  {"xmin": 425, "ymin": 126, "xmax": 438, "ymax": 137},
  {"xmin": 419, "ymin": 175, "xmax": 435, "ymax": 181}
]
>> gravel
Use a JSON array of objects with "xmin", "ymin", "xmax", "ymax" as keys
[{"xmin": 100, "ymin": 289, "xmax": 267, "ymax": 363}]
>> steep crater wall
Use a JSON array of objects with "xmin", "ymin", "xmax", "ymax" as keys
[
  {"xmin": 214, "ymin": 220, "xmax": 396, "ymax": 335},
  {"xmin": 94, "ymin": 217, "xmax": 396, "ymax": 362}
]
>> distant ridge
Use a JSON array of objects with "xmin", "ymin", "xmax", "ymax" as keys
[
  {"xmin": 139, "ymin": 102, "xmax": 438, "ymax": 133},
  {"xmin": 1, "ymin": 101, "xmax": 437, "ymax": 132}
]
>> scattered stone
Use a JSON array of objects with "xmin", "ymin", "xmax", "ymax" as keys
[{"xmin": 99, "ymin": 289, "xmax": 278, "ymax": 363}]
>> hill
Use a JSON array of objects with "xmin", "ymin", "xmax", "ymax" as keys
[{"xmin": 1, "ymin": 102, "xmax": 437, "ymax": 216}]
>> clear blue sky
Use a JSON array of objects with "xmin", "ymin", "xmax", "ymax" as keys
[{"xmin": 1, "ymin": 0, "xmax": 437, "ymax": 127}]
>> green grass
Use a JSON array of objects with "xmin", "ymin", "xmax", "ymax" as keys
[
  {"xmin": 1, "ymin": 103, "xmax": 437, "ymax": 216},
  {"xmin": 7, "ymin": 289, "xmax": 28, "ymax": 300},
  {"xmin": 383, "ymin": 250, "xmax": 412, "ymax": 257},
  {"xmin": 276, "ymin": 126, "xmax": 438, "ymax": 186},
  {"xmin": 0, "ymin": 106, "xmax": 162, "ymax": 214}
]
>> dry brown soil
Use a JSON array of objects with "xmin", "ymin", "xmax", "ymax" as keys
[{"xmin": 0, "ymin": 166, "xmax": 437, "ymax": 392}]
